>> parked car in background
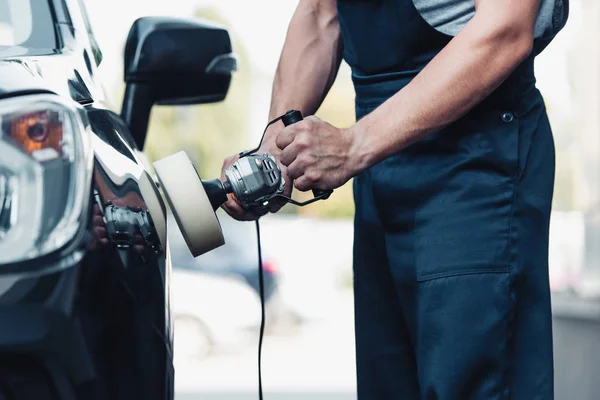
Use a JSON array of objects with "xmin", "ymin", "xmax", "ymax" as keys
[
  {"xmin": 171, "ymin": 269, "xmax": 261, "ymax": 361},
  {"xmin": 169, "ymin": 212, "xmax": 305, "ymax": 330},
  {"xmin": 0, "ymin": 0, "xmax": 236, "ymax": 399},
  {"xmin": 169, "ymin": 211, "xmax": 280, "ymax": 302}
]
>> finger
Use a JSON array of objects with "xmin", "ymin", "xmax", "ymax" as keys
[
  {"xmin": 280, "ymin": 141, "xmax": 301, "ymax": 167},
  {"xmin": 294, "ymin": 175, "xmax": 314, "ymax": 192},
  {"xmin": 221, "ymin": 155, "xmax": 239, "ymax": 177},
  {"xmin": 286, "ymin": 157, "xmax": 309, "ymax": 180},
  {"xmin": 275, "ymin": 126, "xmax": 296, "ymax": 150},
  {"xmin": 222, "ymin": 200, "xmax": 250, "ymax": 220},
  {"xmin": 224, "ymin": 154, "xmax": 239, "ymax": 166},
  {"xmin": 222, "ymin": 198, "xmax": 261, "ymax": 221},
  {"xmin": 93, "ymin": 226, "xmax": 107, "ymax": 238},
  {"xmin": 93, "ymin": 215, "xmax": 105, "ymax": 226},
  {"xmin": 221, "ymin": 198, "xmax": 239, "ymax": 215}
]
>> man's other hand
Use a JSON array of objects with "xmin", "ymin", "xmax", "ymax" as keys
[{"xmin": 220, "ymin": 138, "xmax": 293, "ymax": 221}]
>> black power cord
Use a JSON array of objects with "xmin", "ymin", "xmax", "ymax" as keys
[
  {"xmin": 239, "ymin": 116, "xmax": 283, "ymax": 159},
  {"xmin": 255, "ymin": 219, "xmax": 266, "ymax": 400},
  {"xmin": 240, "ymin": 114, "xmax": 287, "ymax": 400},
  {"xmin": 249, "ymin": 111, "xmax": 315, "ymax": 400}
]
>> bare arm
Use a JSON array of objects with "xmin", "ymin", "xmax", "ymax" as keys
[
  {"xmin": 350, "ymin": 0, "xmax": 541, "ymax": 170},
  {"xmin": 268, "ymin": 0, "xmax": 343, "ymax": 125},
  {"xmin": 276, "ymin": 0, "xmax": 543, "ymax": 191},
  {"xmin": 220, "ymin": 0, "xmax": 343, "ymax": 220}
]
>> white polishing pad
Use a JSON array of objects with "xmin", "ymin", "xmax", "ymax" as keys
[{"xmin": 153, "ymin": 151, "xmax": 225, "ymax": 257}]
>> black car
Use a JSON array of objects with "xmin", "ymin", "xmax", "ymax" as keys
[{"xmin": 0, "ymin": 1, "xmax": 235, "ymax": 399}]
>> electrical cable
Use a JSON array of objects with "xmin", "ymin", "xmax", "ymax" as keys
[
  {"xmin": 255, "ymin": 219, "xmax": 265, "ymax": 400},
  {"xmin": 239, "ymin": 116, "xmax": 283, "ymax": 159},
  {"xmin": 248, "ymin": 111, "xmax": 313, "ymax": 400},
  {"xmin": 246, "ymin": 114, "xmax": 290, "ymax": 400}
]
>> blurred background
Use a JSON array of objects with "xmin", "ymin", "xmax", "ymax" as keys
[{"xmin": 83, "ymin": 0, "xmax": 600, "ymax": 398}]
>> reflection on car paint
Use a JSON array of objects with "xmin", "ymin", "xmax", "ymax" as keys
[
  {"xmin": 91, "ymin": 132, "xmax": 166, "ymax": 259},
  {"xmin": 90, "ymin": 131, "xmax": 172, "ymax": 358}
]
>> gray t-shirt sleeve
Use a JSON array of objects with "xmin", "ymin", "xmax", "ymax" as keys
[{"xmin": 412, "ymin": 0, "xmax": 567, "ymax": 41}]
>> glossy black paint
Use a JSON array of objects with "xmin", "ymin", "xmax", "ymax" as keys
[
  {"xmin": 121, "ymin": 16, "xmax": 236, "ymax": 149},
  {"xmin": 0, "ymin": 1, "xmax": 188, "ymax": 399},
  {"xmin": 124, "ymin": 16, "xmax": 235, "ymax": 83},
  {"xmin": 0, "ymin": 25, "xmax": 98, "ymax": 103}
]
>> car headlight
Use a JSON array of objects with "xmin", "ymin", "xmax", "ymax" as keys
[{"xmin": 0, "ymin": 95, "xmax": 93, "ymax": 265}]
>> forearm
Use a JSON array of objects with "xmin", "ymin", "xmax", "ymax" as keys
[
  {"xmin": 351, "ymin": 2, "xmax": 539, "ymax": 171},
  {"xmin": 267, "ymin": 0, "xmax": 343, "ymax": 134}
]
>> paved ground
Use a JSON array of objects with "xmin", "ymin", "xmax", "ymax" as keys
[
  {"xmin": 176, "ymin": 394, "xmax": 355, "ymax": 400},
  {"xmin": 175, "ymin": 292, "xmax": 357, "ymax": 400},
  {"xmin": 172, "ymin": 214, "xmax": 600, "ymax": 400}
]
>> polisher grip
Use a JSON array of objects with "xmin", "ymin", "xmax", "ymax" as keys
[{"xmin": 281, "ymin": 110, "xmax": 333, "ymax": 200}]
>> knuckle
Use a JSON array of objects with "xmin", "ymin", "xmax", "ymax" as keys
[
  {"xmin": 296, "ymin": 120, "xmax": 311, "ymax": 132},
  {"xmin": 299, "ymin": 153, "xmax": 314, "ymax": 166},
  {"xmin": 280, "ymin": 152, "xmax": 291, "ymax": 166},
  {"xmin": 305, "ymin": 171, "xmax": 319, "ymax": 182},
  {"xmin": 285, "ymin": 126, "xmax": 298, "ymax": 137},
  {"xmin": 288, "ymin": 168, "xmax": 300, "ymax": 179},
  {"xmin": 297, "ymin": 135, "xmax": 312, "ymax": 148},
  {"xmin": 297, "ymin": 181, "xmax": 310, "ymax": 192}
]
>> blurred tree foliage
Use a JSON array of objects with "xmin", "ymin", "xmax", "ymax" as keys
[
  {"xmin": 144, "ymin": 7, "xmax": 252, "ymax": 180},
  {"xmin": 142, "ymin": 6, "xmax": 358, "ymax": 219}
]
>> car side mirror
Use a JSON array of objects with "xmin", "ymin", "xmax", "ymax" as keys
[{"xmin": 121, "ymin": 16, "xmax": 237, "ymax": 149}]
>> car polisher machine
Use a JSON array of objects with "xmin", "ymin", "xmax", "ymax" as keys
[
  {"xmin": 153, "ymin": 110, "xmax": 333, "ymax": 399},
  {"xmin": 153, "ymin": 110, "xmax": 332, "ymax": 257}
]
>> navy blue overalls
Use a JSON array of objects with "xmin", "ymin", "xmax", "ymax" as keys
[{"xmin": 337, "ymin": 1, "xmax": 556, "ymax": 399}]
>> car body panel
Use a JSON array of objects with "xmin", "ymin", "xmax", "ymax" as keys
[
  {"xmin": 0, "ymin": 52, "xmax": 96, "ymax": 102},
  {"xmin": 0, "ymin": 0, "xmax": 174, "ymax": 398}
]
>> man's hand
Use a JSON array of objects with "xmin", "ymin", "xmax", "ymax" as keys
[
  {"xmin": 220, "ymin": 133, "xmax": 293, "ymax": 221},
  {"xmin": 276, "ymin": 116, "xmax": 358, "ymax": 192}
]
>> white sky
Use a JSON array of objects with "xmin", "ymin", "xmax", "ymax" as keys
[{"xmin": 87, "ymin": 0, "xmax": 297, "ymax": 91}]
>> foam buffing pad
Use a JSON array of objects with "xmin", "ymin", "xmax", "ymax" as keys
[{"xmin": 153, "ymin": 151, "xmax": 225, "ymax": 257}]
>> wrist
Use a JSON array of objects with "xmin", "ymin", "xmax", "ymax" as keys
[{"xmin": 347, "ymin": 123, "xmax": 373, "ymax": 175}]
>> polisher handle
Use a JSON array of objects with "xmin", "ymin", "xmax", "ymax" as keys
[
  {"xmin": 281, "ymin": 109, "xmax": 304, "ymax": 126},
  {"xmin": 281, "ymin": 110, "xmax": 333, "ymax": 201}
]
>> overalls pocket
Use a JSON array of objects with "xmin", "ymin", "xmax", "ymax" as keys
[{"xmin": 410, "ymin": 108, "xmax": 522, "ymax": 282}]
